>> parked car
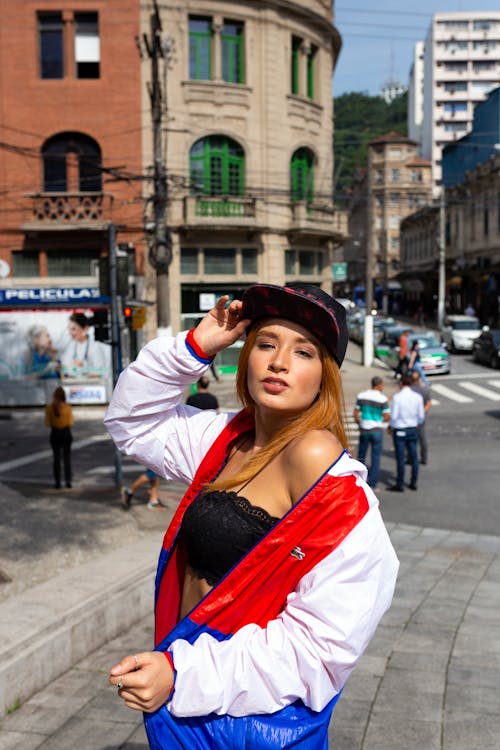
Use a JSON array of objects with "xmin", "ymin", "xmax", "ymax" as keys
[
  {"xmin": 441, "ymin": 314, "xmax": 481, "ymax": 353},
  {"xmin": 349, "ymin": 314, "xmax": 395, "ymax": 345},
  {"xmin": 375, "ymin": 328, "xmax": 451, "ymax": 376},
  {"xmin": 472, "ymin": 329, "xmax": 500, "ymax": 369}
]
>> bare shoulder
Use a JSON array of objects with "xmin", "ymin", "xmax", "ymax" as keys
[{"xmin": 284, "ymin": 430, "xmax": 344, "ymax": 503}]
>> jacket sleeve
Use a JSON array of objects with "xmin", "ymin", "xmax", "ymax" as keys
[
  {"xmin": 167, "ymin": 503, "xmax": 399, "ymax": 717},
  {"xmin": 104, "ymin": 331, "xmax": 232, "ymax": 484}
]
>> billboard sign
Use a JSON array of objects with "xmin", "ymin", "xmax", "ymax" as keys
[{"xmin": 0, "ymin": 308, "xmax": 112, "ymax": 406}]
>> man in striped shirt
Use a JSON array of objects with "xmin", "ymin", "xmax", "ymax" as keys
[{"xmin": 354, "ymin": 376, "xmax": 390, "ymax": 489}]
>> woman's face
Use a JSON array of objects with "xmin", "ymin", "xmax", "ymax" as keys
[
  {"xmin": 68, "ymin": 321, "xmax": 88, "ymax": 342},
  {"xmin": 35, "ymin": 328, "xmax": 52, "ymax": 350},
  {"xmin": 246, "ymin": 318, "xmax": 323, "ymax": 418}
]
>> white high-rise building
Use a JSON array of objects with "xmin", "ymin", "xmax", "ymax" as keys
[
  {"xmin": 418, "ymin": 12, "xmax": 500, "ymax": 194},
  {"xmin": 408, "ymin": 41, "xmax": 424, "ymax": 145}
]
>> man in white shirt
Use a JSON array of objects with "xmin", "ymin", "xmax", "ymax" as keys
[
  {"xmin": 388, "ymin": 373, "xmax": 424, "ymax": 492},
  {"xmin": 353, "ymin": 376, "xmax": 390, "ymax": 489}
]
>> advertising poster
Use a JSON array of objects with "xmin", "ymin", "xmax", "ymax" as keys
[{"xmin": 0, "ymin": 309, "xmax": 112, "ymax": 406}]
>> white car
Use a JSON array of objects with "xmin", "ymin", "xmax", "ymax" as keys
[{"xmin": 441, "ymin": 315, "xmax": 481, "ymax": 353}]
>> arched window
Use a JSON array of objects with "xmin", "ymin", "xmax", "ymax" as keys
[
  {"xmin": 190, "ymin": 136, "xmax": 244, "ymax": 196},
  {"xmin": 42, "ymin": 132, "xmax": 102, "ymax": 192},
  {"xmin": 290, "ymin": 148, "xmax": 314, "ymax": 203}
]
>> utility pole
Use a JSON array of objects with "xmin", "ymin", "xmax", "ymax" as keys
[
  {"xmin": 363, "ymin": 194, "xmax": 374, "ymax": 367},
  {"xmin": 108, "ymin": 222, "xmax": 123, "ymax": 487},
  {"xmin": 437, "ymin": 189, "xmax": 446, "ymax": 330},
  {"xmin": 143, "ymin": 0, "xmax": 172, "ymax": 332}
]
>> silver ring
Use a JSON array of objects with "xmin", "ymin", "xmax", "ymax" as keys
[
  {"xmin": 133, "ymin": 654, "xmax": 139, "ymax": 670},
  {"xmin": 117, "ymin": 680, "xmax": 124, "ymax": 690}
]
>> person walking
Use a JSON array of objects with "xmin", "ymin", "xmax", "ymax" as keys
[
  {"xmin": 121, "ymin": 468, "xmax": 163, "ymax": 511},
  {"xmin": 410, "ymin": 369, "xmax": 432, "ymax": 465},
  {"xmin": 45, "ymin": 386, "xmax": 74, "ymax": 489},
  {"xmin": 395, "ymin": 328, "xmax": 411, "ymax": 379},
  {"xmin": 408, "ymin": 340, "xmax": 428, "ymax": 384},
  {"xmin": 186, "ymin": 375, "xmax": 219, "ymax": 411},
  {"xmin": 105, "ymin": 284, "xmax": 398, "ymax": 749},
  {"xmin": 353, "ymin": 376, "xmax": 390, "ymax": 489},
  {"xmin": 388, "ymin": 373, "xmax": 424, "ymax": 492}
]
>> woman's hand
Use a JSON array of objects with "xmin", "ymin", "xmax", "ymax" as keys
[
  {"xmin": 109, "ymin": 651, "xmax": 174, "ymax": 713},
  {"xmin": 193, "ymin": 295, "xmax": 251, "ymax": 358}
]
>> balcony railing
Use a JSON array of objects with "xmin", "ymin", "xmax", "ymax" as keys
[
  {"xmin": 24, "ymin": 192, "xmax": 113, "ymax": 228},
  {"xmin": 184, "ymin": 195, "xmax": 257, "ymax": 225},
  {"xmin": 291, "ymin": 202, "xmax": 348, "ymax": 237}
]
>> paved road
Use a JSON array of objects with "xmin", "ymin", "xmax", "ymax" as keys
[{"xmin": 1, "ymin": 344, "xmax": 500, "ymax": 749}]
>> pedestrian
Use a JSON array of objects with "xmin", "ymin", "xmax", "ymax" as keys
[
  {"xmin": 186, "ymin": 375, "xmax": 219, "ymax": 411},
  {"xmin": 464, "ymin": 302, "xmax": 476, "ymax": 316},
  {"xmin": 105, "ymin": 283, "xmax": 399, "ymax": 749},
  {"xmin": 395, "ymin": 328, "xmax": 411, "ymax": 379},
  {"xmin": 353, "ymin": 376, "xmax": 390, "ymax": 489},
  {"xmin": 410, "ymin": 369, "xmax": 432, "ymax": 465},
  {"xmin": 45, "ymin": 386, "xmax": 74, "ymax": 489},
  {"xmin": 407, "ymin": 339, "xmax": 428, "ymax": 384},
  {"xmin": 121, "ymin": 468, "xmax": 163, "ymax": 511},
  {"xmin": 388, "ymin": 373, "xmax": 424, "ymax": 492}
]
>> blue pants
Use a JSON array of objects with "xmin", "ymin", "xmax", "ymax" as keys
[
  {"xmin": 357, "ymin": 431, "xmax": 384, "ymax": 488},
  {"xmin": 393, "ymin": 427, "xmax": 418, "ymax": 489}
]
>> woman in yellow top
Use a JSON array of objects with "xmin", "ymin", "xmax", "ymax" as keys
[{"xmin": 45, "ymin": 386, "xmax": 74, "ymax": 489}]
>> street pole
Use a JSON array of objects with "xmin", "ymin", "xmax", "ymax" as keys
[
  {"xmin": 437, "ymin": 189, "xmax": 446, "ymax": 330},
  {"xmin": 144, "ymin": 0, "xmax": 172, "ymax": 332},
  {"xmin": 363, "ymin": 199, "xmax": 374, "ymax": 366},
  {"xmin": 108, "ymin": 222, "xmax": 123, "ymax": 487}
]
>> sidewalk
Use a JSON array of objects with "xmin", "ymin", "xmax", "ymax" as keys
[{"xmin": 1, "ymin": 350, "xmax": 499, "ymax": 749}]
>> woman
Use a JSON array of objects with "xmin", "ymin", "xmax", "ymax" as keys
[
  {"xmin": 105, "ymin": 284, "xmax": 399, "ymax": 749},
  {"xmin": 408, "ymin": 339, "xmax": 428, "ymax": 384},
  {"xmin": 24, "ymin": 325, "xmax": 60, "ymax": 380},
  {"xmin": 61, "ymin": 312, "xmax": 111, "ymax": 379},
  {"xmin": 45, "ymin": 386, "xmax": 74, "ymax": 489}
]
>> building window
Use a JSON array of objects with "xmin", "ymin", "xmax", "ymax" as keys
[
  {"xmin": 291, "ymin": 36, "xmax": 301, "ymax": 95},
  {"xmin": 204, "ymin": 248, "xmax": 236, "ymax": 275},
  {"xmin": 444, "ymin": 102, "xmax": 467, "ymax": 115},
  {"xmin": 299, "ymin": 250, "xmax": 316, "ymax": 275},
  {"xmin": 241, "ymin": 248, "xmax": 257, "ymax": 274},
  {"xmin": 38, "ymin": 12, "xmax": 64, "ymax": 79},
  {"xmin": 307, "ymin": 45, "xmax": 317, "ymax": 99},
  {"xmin": 444, "ymin": 81, "xmax": 467, "ymax": 92},
  {"xmin": 46, "ymin": 249, "xmax": 100, "ymax": 276},
  {"xmin": 290, "ymin": 148, "xmax": 314, "ymax": 202},
  {"xmin": 180, "ymin": 247, "xmax": 198, "ymax": 274},
  {"xmin": 390, "ymin": 193, "xmax": 400, "ymax": 206},
  {"xmin": 42, "ymin": 133, "xmax": 102, "ymax": 192},
  {"xmin": 391, "ymin": 169, "xmax": 400, "ymax": 182},
  {"xmin": 189, "ymin": 17, "xmax": 212, "ymax": 80},
  {"xmin": 190, "ymin": 136, "xmax": 244, "ymax": 196},
  {"xmin": 222, "ymin": 21, "xmax": 244, "ymax": 83},
  {"xmin": 13, "ymin": 251, "xmax": 40, "ymax": 277},
  {"xmin": 389, "ymin": 215, "xmax": 401, "ymax": 230},
  {"xmin": 285, "ymin": 249, "xmax": 295, "ymax": 274},
  {"xmin": 74, "ymin": 13, "xmax": 100, "ymax": 78}
]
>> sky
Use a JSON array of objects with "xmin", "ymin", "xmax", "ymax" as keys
[{"xmin": 333, "ymin": 1, "xmax": 500, "ymax": 97}]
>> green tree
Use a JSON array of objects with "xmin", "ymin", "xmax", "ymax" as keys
[{"xmin": 333, "ymin": 91, "xmax": 408, "ymax": 201}]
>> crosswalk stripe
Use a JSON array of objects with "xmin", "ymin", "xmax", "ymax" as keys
[
  {"xmin": 487, "ymin": 380, "xmax": 500, "ymax": 390},
  {"xmin": 459, "ymin": 381, "xmax": 500, "ymax": 401},
  {"xmin": 431, "ymin": 384, "xmax": 474, "ymax": 403}
]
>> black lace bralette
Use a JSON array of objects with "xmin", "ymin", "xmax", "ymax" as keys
[{"xmin": 179, "ymin": 490, "xmax": 280, "ymax": 586}]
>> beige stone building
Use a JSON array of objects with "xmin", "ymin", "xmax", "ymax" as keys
[
  {"xmin": 140, "ymin": 0, "xmax": 346, "ymax": 367},
  {"xmin": 344, "ymin": 133, "xmax": 432, "ymax": 313},
  {"xmin": 400, "ymin": 153, "xmax": 500, "ymax": 325}
]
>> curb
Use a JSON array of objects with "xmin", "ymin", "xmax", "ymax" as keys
[{"xmin": 0, "ymin": 533, "xmax": 163, "ymax": 718}]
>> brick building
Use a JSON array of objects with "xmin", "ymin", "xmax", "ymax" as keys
[{"xmin": 0, "ymin": 0, "xmax": 143, "ymax": 404}]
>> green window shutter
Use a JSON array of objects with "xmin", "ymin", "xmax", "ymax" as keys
[
  {"xmin": 307, "ymin": 45, "xmax": 317, "ymax": 99},
  {"xmin": 291, "ymin": 36, "xmax": 301, "ymax": 95},
  {"xmin": 291, "ymin": 148, "xmax": 314, "ymax": 203},
  {"xmin": 189, "ymin": 17, "xmax": 212, "ymax": 80},
  {"xmin": 222, "ymin": 21, "xmax": 244, "ymax": 83},
  {"xmin": 190, "ymin": 136, "xmax": 244, "ymax": 197}
]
